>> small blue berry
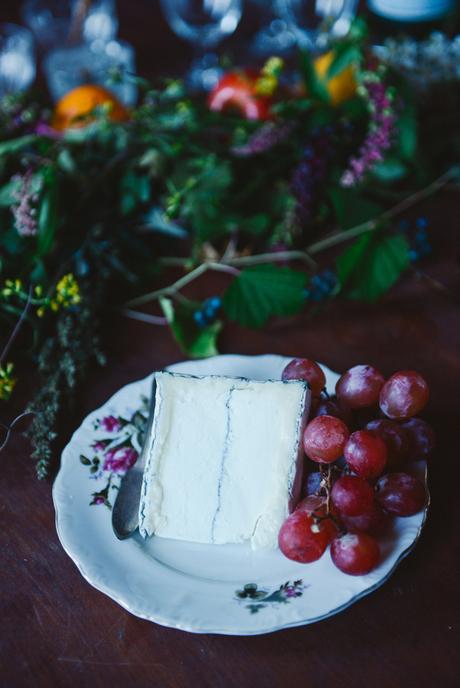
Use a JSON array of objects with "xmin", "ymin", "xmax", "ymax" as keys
[
  {"xmin": 193, "ymin": 310, "xmax": 206, "ymax": 328},
  {"xmin": 207, "ymin": 296, "xmax": 222, "ymax": 311},
  {"xmin": 415, "ymin": 216, "xmax": 428, "ymax": 230}
]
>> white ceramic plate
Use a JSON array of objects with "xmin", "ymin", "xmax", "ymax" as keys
[{"xmin": 53, "ymin": 354, "xmax": 428, "ymax": 635}]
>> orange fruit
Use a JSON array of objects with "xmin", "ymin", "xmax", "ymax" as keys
[
  {"xmin": 314, "ymin": 51, "xmax": 357, "ymax": 106},
  {"xmin": 52, "ymin": 84, "xmax": 129, "ymax": 131}
]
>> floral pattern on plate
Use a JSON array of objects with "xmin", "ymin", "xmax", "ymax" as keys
[
  {"xmin": 235, "ymin": 580, "xmax": 307, "ymax": 614},
  {"xmin": 79, "ymin": 395, "xmax": 149, "ymax": 508}
]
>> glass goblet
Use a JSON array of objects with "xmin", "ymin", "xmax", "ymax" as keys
[
  {"xmin": 21, "ymin": 0, "xmax": 118, "ymax": 52},
  {"xmin": 0, "ymin": 23, "xmax": 36, "ymax": 98},
  {"xmin": 276, "ymin": 0, "xmax": 358, "ymax": 51},
  {"xmin": 159, "ymin": 0, "xmax": 243, "ymax": 91}
]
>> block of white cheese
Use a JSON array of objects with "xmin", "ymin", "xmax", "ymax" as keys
[{"xmin": 138, "ymin": 371, "xmax": 310, "ymax": 549}]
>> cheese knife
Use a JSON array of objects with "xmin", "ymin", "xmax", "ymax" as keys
[{"xmin": 112, "ymin": 378, "xmax": 157, "ymax": 540}]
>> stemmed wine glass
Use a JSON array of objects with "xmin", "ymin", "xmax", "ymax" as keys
[
  {"xmin": 0, "ymin": 24, "xmax": 36, "ymax": 98},
  {"xmin": 276, "ymin": 0, "xmax": 358, "ymax": 51},
  {"xmin": 159, "ymin": 0, "xmax": 243, "ymax": 91}
]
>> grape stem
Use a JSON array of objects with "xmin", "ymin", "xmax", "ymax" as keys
[{"xmin": 319, "ymin": 464, "xmax": 334, "ymax": 515}]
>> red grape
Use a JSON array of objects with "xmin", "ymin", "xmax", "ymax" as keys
[
  {"xmin": 376, "ymin": 472, "xmax": 426, "ymax": 516},
  {"xmin": 336, "ymin": 365, "xmax": 385, "ymax": 409},
  {"xmin": 315, "ymin": 396, "xmax": 353, "ymax": 426},
  {"xmin": 365, "ymin": 419, "xmax": 410, "ymax": 469},
  {"xmin": 330, "ymin": 533, "xmax": 380, "ymax": 575},
  {"xmin": 379, "ymin": 370, "xmax": 429, "ymax": 419},
  {"xmin": 278, "ymin": 510, "xmax": 333, "ymax": 563},
  {"xmin": 303, "ymin": 415, "xmax": 349, "ymax": 464},
  {"xmin": 344, "ymin": 430, "xmax": 387, "ymax": 480},
  {"xmin": 282, "ymin": 358, "xmax": 326, "ymax": 397},
  {"xmin": 341, "ymin": 501, "xmax": 388, "ymax": 536},
  {"xmin": 401, "ymin": 418, "xmax": 435, "ymax": 461},
  {"xmin": 331, "ymin": 475, "xmax": 374, "ymax": 516}
]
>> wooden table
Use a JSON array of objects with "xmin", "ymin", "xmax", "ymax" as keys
[{"xmin": 1, "ymin": 2, "xmax": 460, "ymax": 686}]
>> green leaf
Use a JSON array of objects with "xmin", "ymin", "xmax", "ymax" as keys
[
  {"xmin": 37, "ymin": 168, "xmax": 58, "ymax": 257},
  {"xmin": 337, "ymin": 230, "xmax": 410, "ymax": 302},
  {"xmin": 0, "ymin": 179, "xmax": 21, "ymax": 207},
  {"xmin": 120, "ymin": 170, "xmax": 151, "ymax": 215},
  {"xmin": 299, "ymin": 50, "xmax": 330, "ymax": 104},
  {"xmin": 372, "ymin": 156, "xmax": 408, "ymax": 183},
  {"xmin": 0, "ymin": 134, "xmax": 38, "ymax": 157},
  {"xmin": 140, "ymin": 207, "xmax": 187, "ymax": 238},
  {"xmin": 222, "ymin": 264, "xmax": 307, "ymax": 328},
  {"xmin": 242, "ymin": 213, "xmax": 270, "ymax": 236},
  {"xmin": 57, "ymin": 148, "xmax": 77, "ymax": 173},
  {"xmin": 179, "ymin": 156, "xmax": 233, "ymax": 243},
  {"xmin": 326, "ymin": 44, "xmax": 361, "ymax": 79},
  {"xmin": 0, "ymin": 173, "xmax": 43, "ymax": 207},
  {"xmin": 160, "ymin": 297, "xmax": 221, "ymax": 358},
  {"xmin": 80, "ymin": 455, "xmax": 91, "ymax": 465},
  {"xmin": 398, "ymin": 99, "xmax": 417, "ymax": 162},
  {"xmin": 330, "ymin": 188, "xmax": 382, "ymax": 230}
]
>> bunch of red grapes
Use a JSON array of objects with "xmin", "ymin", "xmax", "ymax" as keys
[{"xmin": 279, "ymin": 359, "xmax": 434, "ymax": 576}]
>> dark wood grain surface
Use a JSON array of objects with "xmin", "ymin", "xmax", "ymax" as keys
[{"xmin": 1, "ymin": 3, "xmax": 460, "ymax": 687}]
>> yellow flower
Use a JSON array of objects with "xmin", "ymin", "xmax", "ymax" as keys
[
  {"xmin": 0, "ymin": 362, "xmax": 16, "ymax": 401},
  {"xmin": 49, "ymin": 273, "xmax": 81, "ymax": 311},
  {"xmin": 313, "ymin": 50, "xmax": 357, "ymax": 106},
  {"xmin": 1, "ymin": 278, "xmax": 23, "ymax": 298},
  {"xmin": 255, "ymin": 57, "xmax": 284, "ymax": 97}
]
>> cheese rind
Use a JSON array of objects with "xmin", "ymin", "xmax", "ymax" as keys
[{"xmin": 139, "ymin": 372, "xmax": 310, "ymax": 549}]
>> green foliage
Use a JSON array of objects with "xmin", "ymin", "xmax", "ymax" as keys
[
  {"xmin": 330, "ymin": 187, "xmax": 382, "ymax": 230},
  {"xmin": 0, "ymin": 134, "xmax": 38, "ymax": 156},
  {"xmin": 172, "ymin": 155, "xmax": 233, "ymax": 244},
  {"xmin": 37, "ymin": 167, "xmax": 58, "ymax": 256},
  {"xmin": 326, "ymin": 43, "xmax": 362, "ymax": 79},
  {"xmin": 372, "ymin": 156, "xmax": 408, "ymax": 183},
  {"xmin": 223, "ymin": 265, "xmax": 307, "ymax": 328},
  {"xmin": 337, "ymin": 230, "xmax": 410, "ymax": 302},
  {"xmin": 119, "ymin": 169, "xmax": 151, "ymax": 215},
  {"xmin": 299, "ymin": 51, "xmax": 330, "ymax": 104},
  {"xmin": 160, "ymin": 297, "xmax": 221, "ymax": 358}
]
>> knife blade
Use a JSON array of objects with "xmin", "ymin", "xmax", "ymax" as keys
[{"xmin": 112, "ymin": 378, "xmax": 157, "ymax": 540}]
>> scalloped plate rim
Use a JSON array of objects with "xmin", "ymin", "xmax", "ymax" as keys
[{"xmin": 53, "ymin": 354, "xmax": 429, "ymax": 635}]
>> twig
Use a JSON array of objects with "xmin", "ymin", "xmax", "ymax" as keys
[
  {"xmin": 121, "ymin": 309, "xmax": 168, "ymax": 326},
  {"xmin": 124, "ymin": 262, "xmax": 240, "ymax": 308},
  {"xmin": 228, "ymin": 250, "xmax": 317, "ymax": 269},
  {"xmin": 0, "ymin": 286, "xmax": 33, "ymax": 369},
  {"xmin": 159, "ymin": 249, "xmax": 317, "ymax": 270},
  {"xmin": 0, "ymin": 410, "xmax": 34, "ymax": 453}
]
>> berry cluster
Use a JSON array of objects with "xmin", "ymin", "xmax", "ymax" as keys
[
  {"xmin": 304, "ymin": 269, "xmax": 338, "ymax": 302},
  {"xmin": 280, "ymin": 360, "xmax": 433, "ymax": 576},
  {"xmin": 193, "ymin": 296, "xmax": 222, "ymax": 328},
  {"xmin": 399, "ymin": 216, "xmax": 431, "ymax": 263},
  {"xmin": 290, "ymin": 127, "xmax": 335, "ymax": 226}
]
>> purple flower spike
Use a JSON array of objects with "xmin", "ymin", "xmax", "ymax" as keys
[{"xmin": 340, "ymin": 65, "xmax": 397, "ymax": 188}]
